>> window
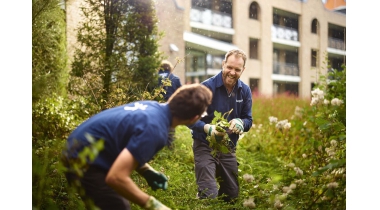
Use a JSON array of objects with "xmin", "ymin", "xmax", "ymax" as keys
[
  {"xmin": 249, "ymin": 39, "xmax": 259, "ymax": 59},
  {"xmin": 311, "ymin": 49, "xmax": 317, "ymax": 67},
  {"xmin": 311, "ymin": 19, "xmax": 318, "ymax": 34},
  {"xmin": 250, "ymin": 78, "xmax": 259, "ymax": 96},
  {"xmin": 249, "ymin": 2, "xmax": 259, "ymax": 20}
]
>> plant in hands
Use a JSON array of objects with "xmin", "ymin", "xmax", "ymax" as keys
[{"xmin": 206, "ymin": 109, "xmax": 235, "ymax": 156}]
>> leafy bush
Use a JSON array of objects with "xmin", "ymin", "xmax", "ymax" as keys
[{"xmin": 32, "ymin": 94, "xmax": 98, "ymax": 210}]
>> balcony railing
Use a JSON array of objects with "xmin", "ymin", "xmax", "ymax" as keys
[
  {"xmin": 328, "ymin": 37, "xmax": 346, "ymax": 51},
  {"xmin": 273, "ymin": 61, "xmax": 299, "ymax": 76},
  {"xmin": 190, "ymin": 6, "xmax": 232, "ymax": 29},
  {"xmin": 272, "ymin": 24, "xmax": 299, "ymax": 41}
]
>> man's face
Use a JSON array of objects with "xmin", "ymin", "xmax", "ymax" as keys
[{"xmin": 222, "ymin": 55, "xmax": 245, "ymax": 89}]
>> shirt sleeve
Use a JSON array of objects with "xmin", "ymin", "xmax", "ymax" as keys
[{"xmin": 240, "ymin": 86, "xmax": 253, "ymax": 131}]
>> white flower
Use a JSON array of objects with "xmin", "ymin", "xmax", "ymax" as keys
[
  {"xmin": 284, "ymin": 122, "xmax": 291, "ymax": 130},
  {"xmin": 282, "ymin": 186, "xmax": 292, "ymax": 194},
  {"xmin": 327, "ymin": 182, "xmax": 339, "ymax": 189},
  {"xmin": 330, "ymin": 140, "xmax": 338, "ymax": 147},
  {"xmin": 331, "ymin": 98, "xmax": 344, "ymax": 106},
  {"xmin": 274, "ymin": 199, "xmax": 283, "ymax": 209},
  {"xmin": 276, "ymin": 119, "xmax": 289, "ymax": 129},
  {"xmin": 243, "ymin": 197, "xmax": 256, "ymax": 208},
  {"xmin": 302, "ymin": 154, "xmax": 307, "ymax": 158},
  {"xmin": 294, "ymin": 167, "xmax": 303, "ymax": 176},
  {"xmin": 269, "ymin": 116, "xmax": 278, "ymax": 124},
  {"xmin": 287, "ymin": 163, "xmax": 295, "ymax": 168},
  {"xmin": 323, "ymin": 99, "xmax": 330, "ymax": 105},
  {"xmin": 289, "ymin": 183, "xmax": 297, "ymax": 190},
  {"xmin": 243, "ymin": 174, "xmax": 254, "ymax": 183},
  {"xmin": 310, "ymin": 97, "xmax": 319, "ymax": 106},
  {"xmin": 303, "ymin": 121, "xmax": 307, "ymax": 126},
  {"xmin": 295, "ymin": 179, "xmax": 304, "ymax": 184},
  {"xmin": 310, "ymin": 88, "xmax": 325, "ymax": 106},
  {"xmin": 311, "ymin": 88, "xmax": 324, "ymax": 100},
  {"xmin": 251, "ymin": 124, "xmax": 256, "ymax": 129}
]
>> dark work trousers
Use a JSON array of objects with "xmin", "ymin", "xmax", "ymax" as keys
[
  {"xmin": 65, "ymin": 165, "xmax": 131, "ymax": 210},
  {"xmin": 167, "ymin": 127, "xmax": 175, "ymax": 149},
  {"xmin": 192, "ymin": 139, "xmax": 239, "ymax": 202}
]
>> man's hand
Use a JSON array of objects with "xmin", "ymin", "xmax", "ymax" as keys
[
  {"xmin": 143, "ymin": 196, "xmax": 171, "ymax": 210},
  {"xmin": 137, "ymin": 164, "xmax": 168, "ymax": 191},
  {"xmin": 204, "ymin": 124, "xmax": 226, "ymax": 142},
  {"xmin": 229, "ymin": 118, "xmax": 244, "ymax": 134}
]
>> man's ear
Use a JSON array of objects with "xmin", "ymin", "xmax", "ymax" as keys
[{"xmin": 189, "ymin": 115, "xmax": 201, "ymax": 124}]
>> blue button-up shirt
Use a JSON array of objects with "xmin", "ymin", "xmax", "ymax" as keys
[{"xmin": 189, "ymin": 71, "xmax": 253, "ymax": 147}]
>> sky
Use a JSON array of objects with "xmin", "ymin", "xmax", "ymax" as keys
[{"xmin": 0, "ymin": 0, "xmax": 376, "ymax": 209}]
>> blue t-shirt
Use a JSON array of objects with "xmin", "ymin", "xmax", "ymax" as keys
[
  {"xmin": 158, "ymin": 70, "xmax": 182, "ymax": 101},
  {"xmin": 65, "ymin": 101, "xmax": 172, "ymax": 170},
  {"xmin": 188, "ymin": 71, "xmax": 253, "ymax": 147}
]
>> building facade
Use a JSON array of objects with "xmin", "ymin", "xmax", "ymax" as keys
[
  {"xmin": 66, "ymin": 0, "xmax": 346, "ymax": 99},
  {"xmin": 155, "ymin": 0, "xmax": 346, "ymax": 98}
]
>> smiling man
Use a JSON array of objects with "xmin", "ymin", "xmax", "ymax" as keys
[{"xmin": 188, "ymin": 49, "xmax": 253, "ymax": 203}]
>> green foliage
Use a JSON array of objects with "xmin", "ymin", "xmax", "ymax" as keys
[
  {"xmin": 61, "ymin": 134, "xmax": 105, "ymax": 210},
  {"xmin": 32, "ymin": 0, "xmax": 68, "ymax": 102},
  {"xmin": 69, "ymin": 0, "xmax": 164, "ymax": 109},
  {"xmin": 32, "ymin": 94, "xmax": 99, "ymax": 210},
  {"xmin": 206, "ymin": 109, "xmax": 234, "ymax": 156}
]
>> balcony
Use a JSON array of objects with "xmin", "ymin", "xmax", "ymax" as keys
[
  {"xmin": 328, "ymin": 37, "xmax": 345, "ymax": 51},
  {"xmin": 273, "ymin": 61, "xmax": 299, "ymax": 76},
  {"xmin": 271, "ymin": 24, "xmax": 298, "ymax": 41},
  {"xmin": 190, "ymin": 6, "xmax": 233, "ymax": 33}
]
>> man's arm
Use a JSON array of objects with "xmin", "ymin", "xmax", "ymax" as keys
[
  {"xmin": 106, "ymin": 148, "xmax": 150, "ymax": 206},
  {"xmin": 105, "ymin": 149, "xmax": 169, "ymax": 209}
]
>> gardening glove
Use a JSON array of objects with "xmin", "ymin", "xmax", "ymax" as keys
[
  {"xmin": 229, "ymin": 118, "xmax": 244, "ymax": 134},
  {"xmin": 204, "ymin": 124, "xmax": 226, "ymax": 143},
  {"xmin": 137, "ymin": 164, "xmax": 168, "ymax": 191},
  {"xmin": 143, "ymin": 196, "xmax": 171, "ymax": 210}
]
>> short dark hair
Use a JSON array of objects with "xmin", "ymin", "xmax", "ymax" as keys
[
  {"xmin": 168, "ymin": 84, "xmax": 212, "ymax": 120},
  {"xmin": 160, "ymin": 60, "xmax": 174, "ymax": 72}
]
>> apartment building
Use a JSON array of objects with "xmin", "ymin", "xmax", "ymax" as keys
[
  {"xmin": 155, "ymin": 0, "xmax": 346, "ymax": 98},
  {"xmin": 66, "ymin": 0, "xmax": 346, "ymax": 99}
]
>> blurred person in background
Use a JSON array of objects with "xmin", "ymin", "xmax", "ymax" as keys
[{"xmin": 158, "ymin": 60, "xmax": 182, "ymax": 147}]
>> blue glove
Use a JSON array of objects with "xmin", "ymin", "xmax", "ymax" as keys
[
  {"xmin": 229, "ymin": 118, "xmax": 244, "ymax": 134},
  {"xmin": 204, "ymin": 124, "xmax": 225, "ymax": 142},
  {"xmin": 138, "ymin": 164, "xmax": 168, "ymax": 191}
]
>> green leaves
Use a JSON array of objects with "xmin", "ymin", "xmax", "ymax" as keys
[{"xmin": 206, "ymin": 109, "xmax": 233, "ymax": 156}]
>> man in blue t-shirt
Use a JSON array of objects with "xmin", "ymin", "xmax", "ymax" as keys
[
  {"xmin": 62, "ymin": 84, "xmax": 212, "ymax": 210},
  {"xmin": 188, "ymin": 49, "xmax": 253, "ymax": 203},
  {"xmin": 157, "ymin": 60, "xmax": 182, "ymax": 147}
]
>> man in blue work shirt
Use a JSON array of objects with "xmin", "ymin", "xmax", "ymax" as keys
[
  {"xmin": 189, "ymin": 49, "xmax": 253, "ymax": 203},
  {"xmin": 157, "ymin": 60, "xmax": 182, "ymax": 147},
  {"xmin": 62, "ymin": 84, "xmax": 212, "ymax": 210},
  {"xmin": 158, "ymin": 60, "xmax": 182, "ymax": 101}
]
